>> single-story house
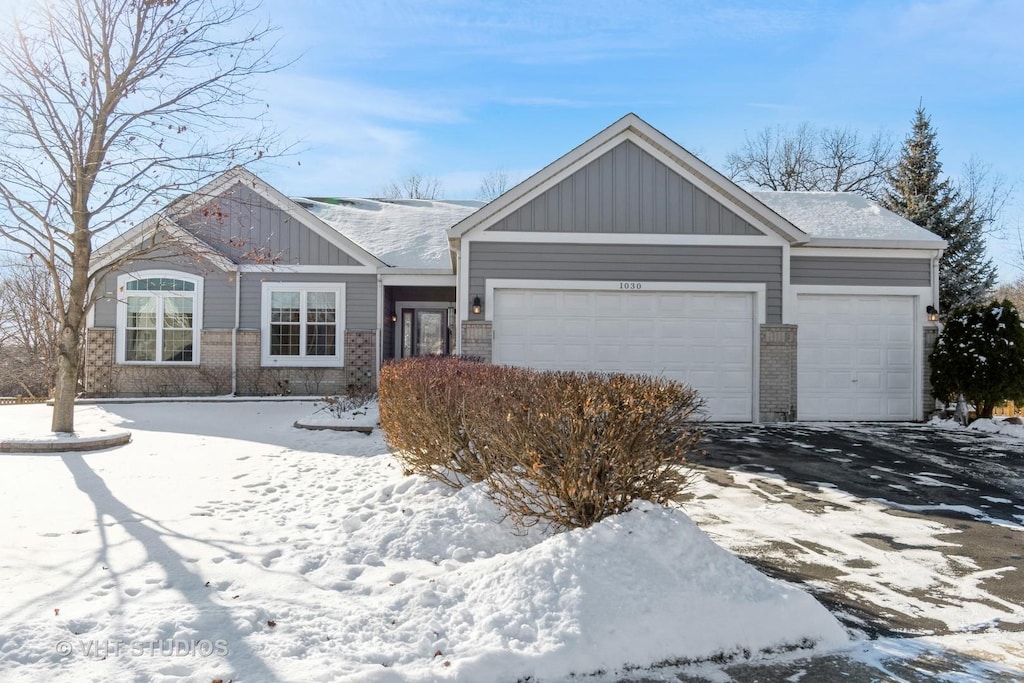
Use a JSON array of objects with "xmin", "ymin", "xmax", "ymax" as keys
[{"xmin": 85, "ymin": 113, "xmax": 946, "ymax": 421}]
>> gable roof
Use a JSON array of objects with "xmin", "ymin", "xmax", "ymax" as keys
[
  {"xmin": 448, "ymin": 113, "xmax": 810, "ymax": 244},
  {"xmin": 92, "ymin": 167, "xmax": 387, "ymax": 275},
  {"xmin": 753, "ymin": 191, "xmax": 948, "ymax": 249},
  {"xmin": 297, "ymin": 197, "xmax": 483, "ymax": 269}
]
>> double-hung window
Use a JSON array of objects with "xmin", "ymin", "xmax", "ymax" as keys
[
  {"xmin": 116, "ymin": 271, "xmax": 203, "ymax": 364},
  {"xmin": 261, "ymin": 283, "xmax": 345, "ymax": 366}
]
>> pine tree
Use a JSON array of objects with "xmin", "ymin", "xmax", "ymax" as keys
[{"xmin": 882, "ymin": 106, "xmax": 996, "ymax": 311}]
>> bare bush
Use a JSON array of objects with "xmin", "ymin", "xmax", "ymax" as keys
[
  {"xmin": 378, "ymin": 357, "xmax": 497, "ymax": 486},
  {"xmin": 476, "ymin": 371, "xmax": 705, "ymax": 530},
  {"xmin": 378, "ymin": 357, "xmax": 706, "ymax": 530}
]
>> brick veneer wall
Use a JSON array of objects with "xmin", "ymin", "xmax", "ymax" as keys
[
  {"xmin": 84, "ymin": 327, "xmax": 377, "ymax": 397},
  {"xmin": 759, "ymin": 324, "xmax": 797, "ymax": 422},
  {"xmin": 461, "ymin": 321, "xmax": 492, "ymax": 362}
]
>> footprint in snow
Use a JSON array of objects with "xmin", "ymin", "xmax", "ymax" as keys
[{"xmin": 261, "ymin": 549, "xmax": 283, "ymax": 567}]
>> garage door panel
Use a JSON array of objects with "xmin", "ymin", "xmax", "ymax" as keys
[
  {"xmin": 492, "ymin": 288, "xmax": 754, "ymax": 421},
  {"xmin": 798, "ymin": 294, "xmax": 914, "ymax": 421}
]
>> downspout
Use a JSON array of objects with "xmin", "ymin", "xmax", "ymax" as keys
[
  {"xmin": 931, "ymin": 251, "xmax": 942, "ymax": 314},
  {"xmin": 375, "ymin": 273, "xmax": 383, "ymax": 387},
  {"xmin": 231, "ymin": 270, "xmax": 240, "ymax": 395}
]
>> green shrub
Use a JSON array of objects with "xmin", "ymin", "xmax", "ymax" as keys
[
  {"xmin": 930, "ymin": 299, "xmax": 1024, "ymax": 419},
  {"xmin": 378, "ymin": 357, "xmax": 705, "ymax": 529}
]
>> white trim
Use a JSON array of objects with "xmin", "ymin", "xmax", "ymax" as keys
[
  {"xmin": 380, "ymin": 273, "xmax": 458, "ymax": 286},
  {"xmin": 259, "ymin": 282, "xmax": 346, "ymax": 367},
  {"xmin": 469, "ymin": 231, "xmax": 785, "ymax": 246},
  {"xmin": 449, "ymin": 114, "xmax": 808, "ymax": 245},
  {"xmin": 487, "ymin": 280, "xmax": 762, "ymax": 423},
  {"xmin": 793, "ymin": 290, "xmax": 926, "ymax": 421},
  {"xmin": 115, "ymin": 270, "xmax": 204, "ymax": 366},
  {"xmin": 484, "ymin": 278, "xmax": 767, "ymax": 326},
  {"xmin": 784, "ymin": 283, "xmax": 933, "ymax": 325},
  {"xmin": 459, "ymin": 239, "xmax": 471, "ymax": 326},
  {"xmin": 790, "ymin": 246, "xmax": 944, "ymax": 259},
  {"xmin": 393, "ymin": 300, "xmax": 458, "ymax": 359},
  {"xmin": 375, "ymin": 274, "xmax": 383, "ymax": 386},
  {"xmin": 803, "ymin": 237, "xmax": 946, "ymax": 250},
  {"xmin": 238, "ymin": 264, "xmax": 377, "ymax": 274},
  {"xmin": 91, "ymin": 216, "xmax": 238, "ymax": 276}
]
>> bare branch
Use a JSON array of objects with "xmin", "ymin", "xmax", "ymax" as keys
[{"xmin": 0, "ymin": 0, "xmax": 282, "ymax": 431}]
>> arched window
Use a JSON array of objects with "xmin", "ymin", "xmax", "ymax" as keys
[{"xmin": 116, "ymin": 271, "xmax": 203, "ymax": 364}]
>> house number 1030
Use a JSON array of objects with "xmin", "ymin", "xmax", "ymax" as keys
[{"xmin": 619, "ymin": 282, "xmax": 642, "ymax": 290}]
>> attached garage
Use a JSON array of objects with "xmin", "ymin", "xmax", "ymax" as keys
[
  {"xmin": 491, "ymin": 287, "xmax": 756, "ymax": 422},
  {"xmin": 797, "ymin": 294, "xmax": 916, "ymax": 421}
]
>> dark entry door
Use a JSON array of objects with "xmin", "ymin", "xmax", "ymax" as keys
[{"xmin": 401, "ymin": 308, "xmax": 450, "ymax": 357}]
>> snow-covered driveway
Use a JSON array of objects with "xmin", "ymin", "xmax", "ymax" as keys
[{"xmin": 683, "ymin": 422, "xmax": 1024, "ymax": 674}]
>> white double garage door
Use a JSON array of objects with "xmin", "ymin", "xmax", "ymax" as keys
[{"xmin": 491, "ymin": 288, "xmax": 915, "ymax": 422}]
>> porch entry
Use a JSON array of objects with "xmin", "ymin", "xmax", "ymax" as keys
[{"xmin": 397, "ymin": 305, "xmax": 456, "ymax": 358}]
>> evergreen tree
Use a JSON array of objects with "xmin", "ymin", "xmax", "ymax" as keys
[
  {"xmin": 882, "ymin": 106, "xmax": 997, "ymax": 311},
  {"xmin": 930, "ymin": 300, "xmax": 1024, "ymax": 419}
]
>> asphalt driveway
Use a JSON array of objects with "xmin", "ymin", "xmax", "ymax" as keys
[{"xmin": 654, "ymin": 422, "xmax": 1024, "ymax": 682}]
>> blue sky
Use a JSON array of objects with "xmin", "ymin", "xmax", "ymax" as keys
[
  {"xmin": 254, "ymin": 0, "xmax": 1023, "ymax": 281},
  {"xmin": 4, "ymin": 0, "xmax": 1019, "ymax": 280}
]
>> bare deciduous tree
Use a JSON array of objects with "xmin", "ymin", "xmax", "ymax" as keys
[
  {"xmin": 994, "ymin": 278, "xmax": 1024, "ymax": 312},
  {"xmin": 477, "ymin": 168, "xmax": 512, "ymax": 201},
  {"xmin": 0, "ymin": 258, "xmax": 62, "ymax": 397},
  {"xmin": 380, "ymin": 172, "xmax": 443, "ymax": 200},
  {"xmin": 0, "ymin": 0, "xmax": 279, "ymax": 432},
  {"xmin": 726, "ymin": 123, "xmax": 895, "ymax": 199}
]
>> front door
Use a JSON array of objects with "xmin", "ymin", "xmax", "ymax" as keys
[{"xmin": 401, "ymin": 308, "xmax": 452, "ymax": 357}]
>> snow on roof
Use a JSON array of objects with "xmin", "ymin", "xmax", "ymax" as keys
[
  {"xmin": 295, "ymin": 197, "xmax": 485, "ymax": 268},
  {"xmin": 751, "ymin": 191, "xmax": 946, "ymax": 244}
]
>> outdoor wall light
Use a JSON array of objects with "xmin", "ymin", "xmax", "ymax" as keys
[
  {"xmin": 472, "ymin": 296, "xmax": 482, "ymax": 315},
  {"xmin": 926, "ymin": 305, "xmax": 939, "ymax": 322},
  {"xmin": 390, "ymin": 312, "xmax": 398, "ymax": 323}
]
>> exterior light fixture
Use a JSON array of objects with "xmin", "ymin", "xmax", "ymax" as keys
[
  {"xmin": 472, "ymin": 296, "xmax": 482, "ymax": 315},
  {"xmin": 926, "ymin": 305, "xmax": 938, "ymax": 322},
  {"xmin": 390, "ymin": 312, "xmax": 398, "ymax": 323}
]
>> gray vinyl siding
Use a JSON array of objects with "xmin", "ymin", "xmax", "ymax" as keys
[
  {"xmin": 469, "ymin": 243, "xmax": 783, "ymax": 323},
  {"xmin": 91, "ymin": 258, "xmax": 236, "ymax": 328},
  {"xmin": 488, "ymin": 140, "xmax": 762, "ymax": 236},
  {"xmin": 791, "ymin": 257, "xmax": 932, "ymax": 287},
  {"xmin": 238, "ymin": 273, "xmax": 377, "ymax": 331},
  {"xmin": 92, "ymin": 269, "xmax": 376, "ymax": 332},
  {"xmin": 175, "ymin": 182, "xmax": 363, "ymax": 266}
]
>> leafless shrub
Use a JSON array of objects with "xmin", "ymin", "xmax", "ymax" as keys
[
  {"xmin": 478, "ymin": 371, "xmax": 705, "ymax": 530},
  {"xmin": 379, "ymin": 357, "xmax": 706, "ymax": 529},
  {"xmin": 378, "ymin": 357, "xmax": 498, "ymax": 486}
]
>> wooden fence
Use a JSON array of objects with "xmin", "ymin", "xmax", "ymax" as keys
[{"xmin": 993, "ymin": 401, "xmax": 1021, "ymax": 417}]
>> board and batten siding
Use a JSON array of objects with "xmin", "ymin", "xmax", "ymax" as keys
[
  {"xmin": 175, "ymin": 181, "xmax": 362, "ymax": 267},
  {"xmin": 488, "ymin": 140, "xmax": 763, "ymax": 236},
  {"xmin": 237, "ymin": 273, "xmax": 377, "ymax": 331},
  {"xmin": 468, "ymin": 243, "xmax": 783, "ymax": 323},
  {"xmin": 790, "ymin": 257, "xmax": 932, "ymax": 287},
  {"xmin": 91, "ymin": 258, "xmax": 237, "ymax": 329}
]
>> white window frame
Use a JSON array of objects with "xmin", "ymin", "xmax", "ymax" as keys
[
  {"xmin": 260, "ymin": 282, "xmax": 346, "ymax": 367},
  {"xmin": 115, "ymin": 270, "xmax": 204, "ymax": 365}
]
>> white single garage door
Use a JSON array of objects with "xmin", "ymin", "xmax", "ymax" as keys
[
  {"xmin": 797, "ymin": 294, "xmax": 915, "ymax": 421},
  {"xmin": 492, "ymin": 288, "xmax": 755, "ymax": 421}
]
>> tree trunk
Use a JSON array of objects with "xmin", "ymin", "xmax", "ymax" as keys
[{"xmin": 50, "ymin": 325, "xmax": 82, "ymax": 433}]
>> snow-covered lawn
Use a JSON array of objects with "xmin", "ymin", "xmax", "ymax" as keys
[{"xmin": 0, "ymin": 401, "xmax": 848, "ymax": 682}]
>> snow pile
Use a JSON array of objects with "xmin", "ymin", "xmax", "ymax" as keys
[
  {"xmin": 930, "ymin": 416, "xmax": 1024, "ymax": 441},
  {"xmin": 296, "ymin": 197, "xmax": 483, "ymax": 268},
  {"xmin": 753, "ymin": 191, "xmax": 945, "ymax": 243},
  {"xmin": 0, "ymin": 402, "xmax": 847, "ymax": 682}
]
